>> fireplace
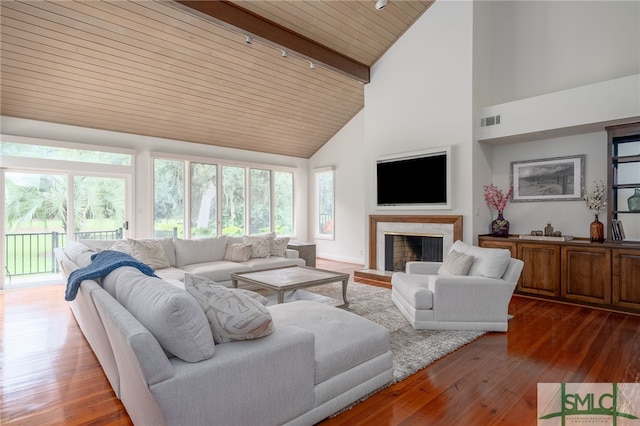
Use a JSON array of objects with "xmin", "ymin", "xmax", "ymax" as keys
[
  {"xmin": 384, "ymin": 233, "xmax": 443, "ymax": 271},
  {"xmin": 368, "ymin": 215, "xmax": 463, "ymax": 272}
]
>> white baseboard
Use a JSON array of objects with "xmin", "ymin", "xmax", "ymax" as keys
[{"xmin": 316, "ymin": 253, "xmax": 364, "ymax": 265}]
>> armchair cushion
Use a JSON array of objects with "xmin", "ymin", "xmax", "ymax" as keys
[
  {"xmin": 437, "ymin": 250, "xmax": 474, "ymax": 276},
  {"xmin": 450, "ymin": 240, "xmax": 510, "ymax": 279},
  {"xmin": 392, "ymin": 273, "xmax": 433, "ymax": 310}
]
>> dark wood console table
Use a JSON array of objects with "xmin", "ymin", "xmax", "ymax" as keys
[{"xmin": 479, "ymin": 235, "xmax": 640, "ymax": 315}]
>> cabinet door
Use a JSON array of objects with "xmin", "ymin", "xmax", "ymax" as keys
[
  {"xmin": 613, "ymin": 248, "xmax": 640, "ymax": 310},
  {"xmin": 561, "ymin": 246, "xmax": 611, "ymax": 304},
  {"xmin": 517, "ymin": 243, "xmax": 560, "ymax": 297},
  {"xmin": 478, "ymin": 239, "xmax": 517, "ymax": 257}
]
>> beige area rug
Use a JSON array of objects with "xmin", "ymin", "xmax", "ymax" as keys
[{"xmin": 297, "ymin": 281, "xmax": 486, "ymax": 383}]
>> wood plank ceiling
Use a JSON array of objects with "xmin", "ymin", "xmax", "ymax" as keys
[{"xmin": 0, "ymin": 0, "xmax": 433, "ymax": 158}]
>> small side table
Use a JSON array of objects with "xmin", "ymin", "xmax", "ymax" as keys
[{"xmin": 287, "ymin": 243, "xmax": 316, "ymax": 267}]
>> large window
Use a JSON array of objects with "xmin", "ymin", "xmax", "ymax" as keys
[
  {"xmin": 221, "ymin": 166, "xmax": 246, "ymax": 236},
  {"xmin": 153, "ymin": 155, "xmax": 295, "ymax": 238},
  {"xmin": 191, "ymin": 162, "xmax": 217, "ymax": 238},
  {"xmin": 154, "ymin": 159, "xmax": 184, "ymax": 238},
  {"xmin": 274, "ymin": 171, "xmax": 294, "ymax": 235},
  {"xmin": 315, "ymin": 167, "xmax": 334, "ymax": 239},
  {"xmin": 250, "ymin": 169, "xmax": 271, "ymax": 234},
  {"xmin": 1, "ymin": 135, "xmax": 133, "ymax": 289}
]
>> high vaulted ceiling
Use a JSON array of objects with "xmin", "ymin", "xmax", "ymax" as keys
[{"xmin": 0, "ymin": 0, "xmax": 433, "ymax": 158}]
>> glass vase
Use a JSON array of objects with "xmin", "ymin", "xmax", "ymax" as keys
[
  {"xmin": 628, "ymin": 188, "xmax": 640, "ymax": 212},
  {"xmin": 590, "ymin": 215, "xmax": 604, "ymax": 243},
  {"xmin": 491, "ymin": 211, "xmax": 510, "ymax": 237}
]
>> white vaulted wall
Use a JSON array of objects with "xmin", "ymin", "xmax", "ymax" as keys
[{"xmin": 311, "ymin": 0, "xmax": 639, "ymax": 265}]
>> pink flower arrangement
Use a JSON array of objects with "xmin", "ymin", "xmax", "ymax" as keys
[{"xmin": 484, "ymin": 184, "xmax": 513, "ymax": 213}]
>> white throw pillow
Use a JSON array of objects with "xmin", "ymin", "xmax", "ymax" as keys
[
  {"xmin": 184, "ymin": 274, "xmax": 274, "ymax": 343},
  {"xmin": 243, "ymin": 233, "xmax": 274, "ymax": 258},
  {"xmin": 126, "ymin": 239, "xmax": 171, "ymax": 270},
  {"xmin": 450, "ymin": 240, "xmax": 511, "ymax": 279},
  {"xmin": 270, "ymin": 237, "xmax": 290, "ymax": 257},
  {"xmin": 224, "ymin": 243, "xmax": 253, "ymax": 262},
  {"xmin": 438, "ymin": 250, "xmax": 474, "ymax": 276},
  {"xmin": 109, "ymin": 240, "xmax": 132, "ymax": 254}
]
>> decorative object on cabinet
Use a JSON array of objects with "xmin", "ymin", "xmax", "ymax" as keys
[
  {"xmin": 611, "ymin": 219, "xmax": 626, "ymax": 241},
  {"xmin": 491, "ymin": 212, "xmax": 510, "ymax": 238},
  {"xmin": 511, "ymin": 155, "xmax": 585, "ymax": 202},
  {"xmin": 582, "ymin": 180, "xmax": 607, "ymax": 243},
  {"xmin": 483, "ymin": 183, "xmax": 512, "ymax": 237},
  {"xmin": 628, "ymin": 188, "xmax": 640, "ymax": 212},
  {"xmin": 519, "ymin": 234, "xmax": 574, "ymax": 242},
  {"xmin": 544, "ymin": 223, "xmax": 554, "ymax": 236},
  {"xmin": 590, "ymin": 216, "xmax": 605, "ymax": 243}
]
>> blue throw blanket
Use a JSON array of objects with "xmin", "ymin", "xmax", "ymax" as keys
[{"xmin": 65, "ymin": 250, "xmax": 157, "ymax": 301}]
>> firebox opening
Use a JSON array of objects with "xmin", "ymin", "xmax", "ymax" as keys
[{"xmin": 384, "ymin": 234, "xmax": 443, "ymax": 272}]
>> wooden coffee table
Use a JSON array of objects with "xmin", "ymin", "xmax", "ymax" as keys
[{"xmin": 230, "ymin": 266, "xmax": 350, "ymax": 307}]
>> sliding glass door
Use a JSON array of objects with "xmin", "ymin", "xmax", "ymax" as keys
[{"xmin": 3, "ymin": 171, "xmax": 128, "ymax": 287}]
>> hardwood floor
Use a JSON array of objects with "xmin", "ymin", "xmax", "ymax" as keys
[{"xmin": 2, "ymin": 259, "xmax": 639, "ymax": 425}]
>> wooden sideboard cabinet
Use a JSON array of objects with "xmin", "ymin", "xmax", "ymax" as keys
[{"xmin": 478, "ymin": 235, "xmax": 640, "ymax": 314}]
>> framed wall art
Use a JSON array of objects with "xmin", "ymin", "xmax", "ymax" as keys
[{"xmin": 511, "ymin": 155, "xmax": 585, "ymax": 202}]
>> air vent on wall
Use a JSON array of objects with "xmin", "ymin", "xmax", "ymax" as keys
[{"xmin": 480, "ymin": 114, "xmax": 501, "ymax": 127}]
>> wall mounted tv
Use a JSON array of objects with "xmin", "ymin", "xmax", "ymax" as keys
[{"xmin": 376, "ymin": 147, "xmax": 451, "ymax": 208}]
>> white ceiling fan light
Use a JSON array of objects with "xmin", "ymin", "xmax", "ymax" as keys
[{"xmin": 375, "ymin": 0, "xmax": 387, "ymax": 10}]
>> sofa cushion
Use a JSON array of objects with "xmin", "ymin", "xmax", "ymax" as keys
[
  {"xmin": 391, "ymin": 272, "xmax": 433, "ymax": 310},
  {"xmin": 450, "ymin": 240, "xmax": 510, "ymax": 279},
  {"xmin": 114, "ymin": 273, "xmax": 215, "ymax": 362},
  {"xmin": 224, "ymin": 243, "xmax": 253, "ymax": 262},
  {"xmin": 154, "ymin": 238, "xmax": 176, "ymax": 267},
  {"xmin": 269, "ymin": 300, "xmax": 390, "ymax": 384},
  {"xmin": 64, "ymin": 241, "xmax": 96, "ymax": 267},
  {"xmin": 243, "ymin": 233, "xmax": 275, "ymax": 258},
  {"xmin": 154, "ymin": 267, "xmax": 187, "ymax": 282},
  {"xmin": 180, "ymin": 261, "xmax": 251, "ymax": 283},
  {"xmin": 270, "ymin": 237, "xmax": 290, "ymax": 257},
  {"xmin": 438, "ymin": 250, "xmax": 474, "ymax": 276},
  {"xmin": 125, "ymin": 239, "xmax": 171, "ymax": 270},
  {"xmin": 184, "ymin": 274, "xmax": 274, "ymax": 343},
  {"xmin": 241, "ymin": 257, "xmax": 305, "ymax": 270},
  {"xmin": 174, "ymin": 236, "xmax": 228, "ymax": 267}
]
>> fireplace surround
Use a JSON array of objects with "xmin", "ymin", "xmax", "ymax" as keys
[{"xmin": 366, "ymin": 214, "xmax": 463, "ymax": 274}]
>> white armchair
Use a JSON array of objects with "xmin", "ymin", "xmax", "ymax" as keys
[{"xmin": 391, "ymin": 240, "xmax": 524, "ymax": 332}]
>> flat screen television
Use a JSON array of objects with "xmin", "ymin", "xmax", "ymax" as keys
[{"xmin": 376, "ymin": 147, "xmax": 450, "ymax": 207}]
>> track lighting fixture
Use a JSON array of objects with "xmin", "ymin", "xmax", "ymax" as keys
[
  {"xmin": 237, "ymin": 31, "xmax": 324, "ymax": 73},
  {"xmin": 375, "ymin": 0, "xmax": 387, "ymax": 10}
]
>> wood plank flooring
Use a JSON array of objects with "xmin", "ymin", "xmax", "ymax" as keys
[{"xmin": 2, "ymin": 259, "xmax": 639, "ymax": 425}]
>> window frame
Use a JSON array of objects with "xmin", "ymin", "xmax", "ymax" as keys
[
  {"xmin": 314, "ymin": 166, "xmax": 335, "ymax": 240},
  {"xmin": 151, "ymin": 152, "xmax": 297, "ymax": 238}
]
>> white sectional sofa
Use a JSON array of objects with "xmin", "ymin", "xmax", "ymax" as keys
[
  {"xmin": 55, "ymin": 236, "xmax": 394, "ymax": 425},
  {"xmin": 57, "ymin": 235, "xmax": 306, "ymax": 287}
]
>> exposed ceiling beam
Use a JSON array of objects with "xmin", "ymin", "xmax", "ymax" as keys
[{"xmin": 173, "ymin": 0, "xmax": 370, "ymax": 84}]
